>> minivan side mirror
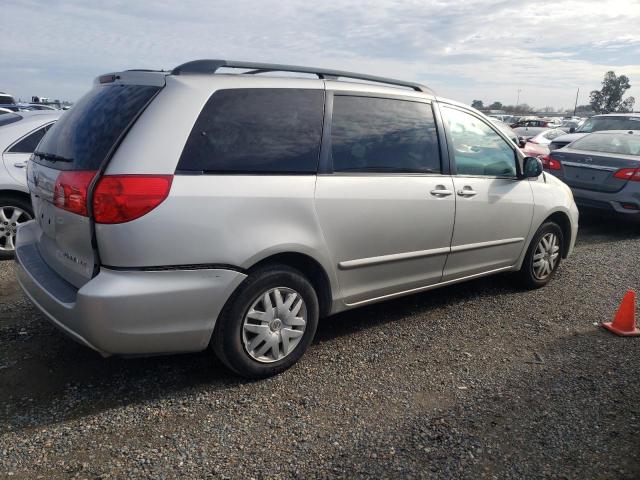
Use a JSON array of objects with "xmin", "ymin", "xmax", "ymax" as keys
[
  {"xmin": 569, "ymin": 126, "xmax": 576, "ymax": 133},
  {"xmin": 522, "ymin": 156, "xmax": 543, "ymax": 178}
]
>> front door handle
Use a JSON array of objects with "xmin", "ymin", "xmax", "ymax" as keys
[
  {"xmin": 430, "ymin": 185, "xmax": 453, "ymax": 197},
  {"xmin": 13, "ymin": 162, "xmax": 27, "ymax": 169},
  {"xmin": 457, "ymin": 186, "xmax": 477, "ymax": 197}
]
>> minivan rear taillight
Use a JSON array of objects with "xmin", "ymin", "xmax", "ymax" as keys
[
  {"xmin": 54, "ymin": 171, "xmax": 97, "ymax": 216},
  {"xmin": 92, "ymin": 175, "xmax": 173, "ymax": 224}
]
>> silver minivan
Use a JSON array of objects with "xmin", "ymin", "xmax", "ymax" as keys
[{"xmin": 15, "ymin": 60, "xmax": 578, "ymax": 378}]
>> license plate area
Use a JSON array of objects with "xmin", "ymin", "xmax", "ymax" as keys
[{"xmin": 564, "ymin": 166, "xmax": 609, "ymax": 186}]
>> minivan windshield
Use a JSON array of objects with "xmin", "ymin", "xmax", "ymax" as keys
[
  {"xmin": 577, "ymin": 116, "xmax": 640, "ymax": 133},
  {"xmin": 33, "ymin": 83, "xmax": 160, "ymax": 171}
]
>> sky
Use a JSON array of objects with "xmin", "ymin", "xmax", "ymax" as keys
[{"xmin": 2, "ymin": 0, "xmax": 640, "ymax": 110}]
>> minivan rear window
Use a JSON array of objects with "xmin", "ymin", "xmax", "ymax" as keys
[
  {"xmin": 177, "ymin": 89, "xmax": 324, "ymax": 174},
  {"xmin": 33, "ymin": 84, "xmax": 160, "ymax": 171}
]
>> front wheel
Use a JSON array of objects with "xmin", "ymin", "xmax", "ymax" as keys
[
  {"xmin": 212, "ymin": 265, "xmax": 319, "ymax": 379},
  {"xmin": 518, "ymin": 221, "xmax": 564, "ymax": 289}
]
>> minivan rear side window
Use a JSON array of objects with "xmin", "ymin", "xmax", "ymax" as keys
[
  {"xmin": 177, "ymin": 89, "xmax": 324, "ymax": 174},
  {"xmin": 330, "ymin": 96, "xmax": 441, "ymax": 173},
  {"xmin": 33, "ymin": 84, "xmax": 160, "ymax": 171}
]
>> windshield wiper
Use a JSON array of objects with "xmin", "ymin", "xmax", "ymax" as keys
[{"xmin": 33, "ymin": 151, "xmax": 74, "ymax": 163}]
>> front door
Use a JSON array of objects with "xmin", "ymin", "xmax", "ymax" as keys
[{"xmin": 439, "ymin": 105, "xmax": 534, "ymax": 281}]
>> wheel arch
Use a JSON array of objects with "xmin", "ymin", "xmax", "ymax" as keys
[
  {"xmin": 245, "ymin": 250, "xmax": 336, "ymax": 318},
  {"xmin": 516, "ymin": 208, "xmax": 574, "ymax": 271},
  {"xmin": 543, "ymin": 210, "xmax": 572, "ymax": 259},
  {"xmin": 0, "ymin": 188, "xmax": 32, "ymax": 206}
]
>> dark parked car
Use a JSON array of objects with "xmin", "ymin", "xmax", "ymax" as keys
[
  {"xmin": 544, "ymin": 130, "xmax": 640, "ymax": 219},
  {"xmin": 549, "ymin": 113, "xmax": 640, "ymax": 151}
]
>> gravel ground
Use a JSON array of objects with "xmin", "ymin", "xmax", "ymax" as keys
[{"xmin": 1, "ymin": 214, "xmax": 639, "ymax": 479}]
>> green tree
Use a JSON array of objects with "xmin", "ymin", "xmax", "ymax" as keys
[
  {"xmin": 488, "ymin": 101, "xmax": 503, "ymax": 110},
  {"xmin": 503, "ymin": 104, "xmax": 532, "ymax": 114},
  {"xmin": 589, "ymin": 71, "xmax": 635, "ymax": 113},
  {"xmin": 471, "ymin": 99, "xmax": 484, "ymax": 110}
]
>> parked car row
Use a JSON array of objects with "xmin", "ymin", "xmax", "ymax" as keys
[
  {"xmin": 503, "ymin": 112, "xmax": 640, "ymax": 220},
  {"xmin": 0, "ymin": 91, "xmax": 68, "ymax": 112},
  {"xmin": 9, "ymin": 60, "xmax": 578, "ymax": 378}
]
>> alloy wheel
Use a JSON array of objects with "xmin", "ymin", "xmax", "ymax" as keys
[{"xmin": 0, "ymin": 206, "xmax": 32, "ymax": 252}]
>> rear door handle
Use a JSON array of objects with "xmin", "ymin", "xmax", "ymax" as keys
[
  {"xmin": 430, "ymin": 185, "xmax": 453, "ymax": 197},
  {"xmin": 457, "ymin": 186, "xmax": 477, "ymax": 197},
  {"xmin": 13, "ymin": 162, "xmax": 27, "ymax": 169}
]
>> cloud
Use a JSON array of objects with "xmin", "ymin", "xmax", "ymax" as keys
[{"xmin": 1, "ymin": 0, "xmax": 639, "ymax": 109}]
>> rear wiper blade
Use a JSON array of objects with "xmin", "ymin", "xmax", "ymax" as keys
[{"xmin": 33, "ymin": 151, "xmax": 74, "ymax": 162}]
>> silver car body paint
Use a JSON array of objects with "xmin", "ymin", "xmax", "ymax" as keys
[{"xmin": 15, "ymin": 69, "xmax": 579, "ymax": 356}]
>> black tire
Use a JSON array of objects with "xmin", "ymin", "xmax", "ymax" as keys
[
  {"xmin": 212, "ymin": 264, "xmax": 319, "ymax": 379},
  {"xmin": 0, "ymin": 193, "xmax": 33, "ymax": 261},
  {"xmin": 518, "ymin": 221, "xmax": 564, "ymax": 289}
]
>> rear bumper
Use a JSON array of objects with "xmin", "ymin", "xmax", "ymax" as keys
[
  {"xmin": 571, "ymin": 185, "xmax": 640, "ymax": 218},
  {"xmin": 15, "ymin": 221, "xmax": 247, "ymax": 356}
]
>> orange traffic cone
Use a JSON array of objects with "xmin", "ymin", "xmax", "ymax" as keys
[{"xmin": 602, "ymin": 290, "xmax": 640, "ymax": 337}]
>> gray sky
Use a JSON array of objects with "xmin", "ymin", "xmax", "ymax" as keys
[{"xmin": 2, "ymin": 0, "xmax": 639, "ymax": 110}]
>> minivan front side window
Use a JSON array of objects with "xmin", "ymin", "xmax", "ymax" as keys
[
  {"xmin": 442, "ymin": 106, "xmax": 517, "ymax": 177},
  {"xmin": 330, "ymin": 96, "xmax": 441, "ymax": 174}
]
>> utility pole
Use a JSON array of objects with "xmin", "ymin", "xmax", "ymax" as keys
[
  {"xmin": 573, "ymin": 88, "xmax": 580, "ymax": 117},
  {"xmin": 516, "ymin": 89, "xmax": 521, "ymax": 106}
]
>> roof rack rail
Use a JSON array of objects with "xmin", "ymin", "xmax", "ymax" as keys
[{"xmin": 171, "ymin": 59, "xmax": 433, "ymax": 94}]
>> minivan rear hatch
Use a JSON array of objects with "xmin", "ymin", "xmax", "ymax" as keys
[{"xmin": 28, "ymin": 73, "xmax": 164, "ymax": 287}]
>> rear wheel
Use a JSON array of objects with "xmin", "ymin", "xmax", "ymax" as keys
[
  {"xmin": 0, "ymin": 195, "xmax": 33, "ymax": 260},
  {"xmin": 212, "ymin": 265, "xmax": 319, "ymax": 378},
  {"xmin": 518, "ymin": 221, "xmax": 563, "ymax": 289}
]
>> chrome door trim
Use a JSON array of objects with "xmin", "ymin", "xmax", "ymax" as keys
[
  {"xmin": 450, "ymin": 237, "xmax": 524, "ymax": 253},
  {"xmin": 561, "ymin": 161, "xmax": 618, "ymax": 172},
  {"xmin": 345, "ymin": 265, "xmax": 514, "ymax": 307},
  {"xmin": 338, "ymin": 246, "xmax": 450, "ymax": 270},
  {"xmin": 338, "ymin": 238, "xmax": 523, "ymax": 270}
]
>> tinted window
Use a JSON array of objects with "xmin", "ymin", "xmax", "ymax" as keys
[
  {"xmin": 178, "ymin": 89, "xmax": 324, "ymax": 173},
  {"xmin": 570, "ymin": 133, "xmax": 640, "ymax": 156},
  {"xmin": 7, "ymin": 124, "xmax": 52, "ymax": 153},
  {"xmin": 331, "ymin": 96, "xmax": 440, "ymax": 173},
  {"xmin": 0, "ymin": 113, "xmax": 21, "ymax": 127},
  {"xmin": 442, "ymin": 106, "xmax": 517, "ymax": 177},
  {"xmin": 578, "ymin": 116, "xmax": 640, "ymax": 133},
  {"xmin": 34, "ymin": 84, "xmax": 160, "ymax": 171}
]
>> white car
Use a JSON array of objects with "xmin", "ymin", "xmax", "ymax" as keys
[{"xmin": 0, "ymin": 110, "xmax": 61, "ymax": 259}]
